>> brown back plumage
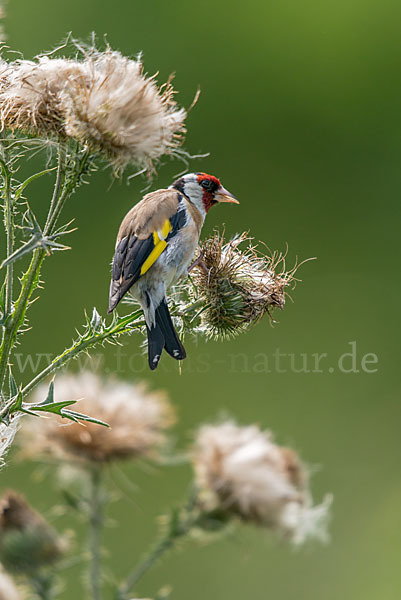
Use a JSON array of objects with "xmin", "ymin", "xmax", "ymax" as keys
[
  {"xmin": 109, "ymin": 189, "xmax": 182, "ymax": 312},
  {"xmin": 117, "ymin": 189, "xmax": 180, "ymax": 242}
]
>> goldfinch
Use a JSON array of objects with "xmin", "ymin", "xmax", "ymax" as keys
[{"xmin": 108, "ymin": 173, "xmax": 239, "ymax": 370}]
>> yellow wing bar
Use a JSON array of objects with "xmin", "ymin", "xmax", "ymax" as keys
[{"xmin": 140, "ymin": 219, "xmax": 172, "ymax": 276}]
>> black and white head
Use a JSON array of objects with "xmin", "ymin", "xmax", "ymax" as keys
[{"xmin": 171, "ymin": 172, "xmax": 239, "ymax": 217}]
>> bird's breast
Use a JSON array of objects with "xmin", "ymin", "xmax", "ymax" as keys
[{"xmin": 163, "ymin": 222, "xmax": 199, "ymax": 284}]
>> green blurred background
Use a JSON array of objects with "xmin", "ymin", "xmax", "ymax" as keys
[{"xmin": 2, "ymin": 0, "xmax": 401, "ymax": 598}]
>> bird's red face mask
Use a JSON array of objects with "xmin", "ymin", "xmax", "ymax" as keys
[{"xmin": 196, "ymin": 173, "xmax": 239, "ymax": 213}]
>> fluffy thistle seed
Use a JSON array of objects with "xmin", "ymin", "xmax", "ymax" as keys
[
  {"xmin": 0, "ymin": 57, "xmax": 87, "ymax": 137},
  {"xmin": 0, "ymin": 45, "xmax": 186, "ymax": 171},
  {"xmin": 21, "ymin": 371, "xmax": 175, "ymax": 463},
  {"xmin": 188, "ymin": 232, "xmax": 296, "ymax": 340},
  {"xmin": 0, "ymin": 490, "xmax": 65, "ymax": 574},
  {"xmin": 193, "ymin": 421, "xmax": 331, "ymax": 545},
  {"xmin": 61, "ymin": 49, "xmax": 187, "ymax": 171}
]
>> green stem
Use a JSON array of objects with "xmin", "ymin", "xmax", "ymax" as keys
[
  {"xmin": 117, "ymin": 534, "xmax": 174, "ymax": 600},
  {"xmin": 0, "ymin": 147, "xmax": 87, "ymax": 393},
  {"xmin": 3, "ymin": 165, "xmax": 13, "ymax": 318},
  {"xmin": 0, "ymin": 149, "xmax": 66, "ymax": 392},
  {"xmin": 0, "ymin": 248, "xmax": 45, "ymax": 391},
  {"xmin": 45, "ymin": 148, "xmax": 89, "ymax": 236},
  {"xmin": 43, "ymin": 146, "xmax": 66, "ymax": 235},
  {"xmin": 88, "ymin": 465, "xmax": 104, "ymax": 600},
  {"xmin": 29, "ymin": 572, "xmax": 54, "ymax": 600},
  {"xmin": 0, "ymin": 155, "xmax": 13, "ymax": 394},
  {"xmin": 20, "ymin": 309, "xmax": 143, "ymax": 399},
  {"xmin": 116, "ymin": 497, "xmax": 198, "ymax": 600}
]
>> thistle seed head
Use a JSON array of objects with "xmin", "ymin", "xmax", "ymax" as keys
[
  {"xmin": 0, "ymin": 57, "xmax": 86, "ymax": 136},
  {"xmin": 61, "ymin": 48, "xmax": 186, "ymax": 172},
  {"xmin": 192, "ymin": 421, "xmax": 331, "ymax": 545},
  {"xmin": 21, "ymin": 371, "xmax": 175, "ymax": 463},
  {"xmin": 0, "ymin": 44, "xmax": 186, "ymax": 172},
  {"xmin": 0, "ymin": 490, "xmax": 65, "ymax": 573},
  {"xmin": 188, "ymin": 232, "xmax": 296, "ymax": 340}
]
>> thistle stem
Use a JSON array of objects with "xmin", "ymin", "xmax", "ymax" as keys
[
  {"xmin": 3, "ymin": 164, "xmax": 13, "ymax": 319},
  {"xmin": 0, "ymin": 147, "xmax": 87, "ymax": 393},
  {"xmin": 29, "ymin": 572, "xmax": 54, "ymax": 600},
  {"xmin": 117, "ymin": 534, "xmax": 174, "ymax": 599},
  {"xmin": 20, "ymin": 309, "xmax": 143, "ymax": 399},
  {"xmin": 88, "ymin": 465, "xmax": 103, "ymax": 600},
  {"xmin": 0, "ymin": 147, "xmax": 67, "ymax": 392},
  {"xmin": 44, "ymin": 145, "xmax": 66, "ymax": 235},
  {"xmin": 116, "ymin": 492, "xmax": 199, "ymax": 600},
  {"xmin": 45, "ymin": 148, "xmax": 89, "ymax": 236},
  {"xmin": 0, "ymin": 247, "xmax": 45, "ymax": 391},
  {"xmin": 0, "ymin": 155, "xmax": 13, "ymax": 397}
]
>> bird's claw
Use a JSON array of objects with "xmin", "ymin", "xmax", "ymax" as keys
[{"xmin": 188, "ymin": 250, "xmax": 209, "ymax": 275}]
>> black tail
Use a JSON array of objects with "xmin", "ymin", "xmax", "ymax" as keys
[
  {"xmin": 146, "ymin": 323, "xmax": 165, "ymax": 370},
  {"xmin": 155, "ymin": 298, "xmax": 186, "ymax": 361}
]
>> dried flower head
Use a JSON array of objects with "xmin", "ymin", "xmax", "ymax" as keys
[
  {"xmin": 0, "ymin": 57, "xmax": 86, "ymax": 137},
  {"xmin": 186, "ymin": 232, "xmax": 297, "ymax": 339},
  {"xmin": 0, "ymin": 490, "xmax": 65, "ymax": 573},
  {"xmin": 193, "ymin": 421, "xmax": 331, "ymax": 545},
  {"xmin": 61, "ymin": 48, "xmax": 186, "ymax": 171},
  {"xmin": 21, "ymin": 371, "xmax": 175, "ymax": 463},
  {"xmin": 0, "ymin": 570, "xmax": 22, "ymax": 600},
  {"xmin": 0, "ymin": 44, "xmax": 186, "ymax": 171}
]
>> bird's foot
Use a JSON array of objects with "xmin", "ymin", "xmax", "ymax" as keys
[{"xmin": 188, "ymin": 251, "xmax": 209, "ymax": 275}]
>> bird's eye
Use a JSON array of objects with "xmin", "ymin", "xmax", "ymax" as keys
[{"xmin": 201, "ymin": 179, "xmax": 215, "ymax": 192}]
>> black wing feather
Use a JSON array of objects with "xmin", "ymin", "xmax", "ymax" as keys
[
  {"xmin": 108, "ymin": 197, "xmax": 187, "ymax": 313},
  {"xmin": 166, "ymin": 203, "xmax": 187, "ymax": 240},
  {"xmin": 111, "ymin": 236, "xmax": 129, "ymax": 280},
  {"xmin": 108, "ymin": 234, "xmax": 155, "ymax": 312},
  {"xmin": 123, "ymin": 235, "xmax": 155, "ymax": 280}
]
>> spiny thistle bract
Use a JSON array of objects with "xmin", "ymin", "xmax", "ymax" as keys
[
  {"xmin": 20, "ymin": 371, "xmax": 175, "ymax": 463},
  {"xmin": 184, "ymin": 232, "xmax": 297, "ymax": 340},
  {"xmin": 0, "ymin": 43, "xmax": 186, "ymax": 172},
  {"xmin": 0, "ymin": 490, "xmax": 65, "ymax": 574},
  {"xmin": 193, "ymin": 421, "xmax": 331, "ymax": 545}
]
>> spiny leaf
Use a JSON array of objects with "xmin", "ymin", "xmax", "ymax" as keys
[
  {"xmin": 9, "ymin": 390, "xmax": 23, "ymax": 412},
  {"xmin": 0, "ymin": 277, "xmax": 6, "ymax": 314},
  {"xmin": 22, "ymin": 378, "xmax": 109, "ymax": 426},
  {"xmin": 89, "ymin": 307, "xmax": 102, "ymax": 332},
  {"xmin": 15, "ymin": 167, "xmax": 57, "ymax": 199},
  {"xmin": 8, "ymin": 370, "xmax": 18, "ymax": 397},
  {"xmin": 37, "ymin": 379, "xmax": 55, "ymax": 405},
  {"xmin": 1, "ymin": 209, "xmax": 71, "ymax": 268},
  {"xmin": 21, "ymin": 400, "xmax": 109, "ymax": 427},
  {"xmin": 1, "ymin": 235, "xmax": 44, "ymax": 268},
  {"xmin": 50, "ymin": 221, "xmax": 77, "ymax": 242},
  {"xmin": 28, "ymin": 399, "xmax": 78, "ymax": 413},
  {"xmin": 57, "ymin": 409, "xmax": 109, "ymax": 427}
]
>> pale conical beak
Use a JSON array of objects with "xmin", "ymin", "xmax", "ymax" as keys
[{"xmin": 215, "ymin": 185, "xmax": 239, "ymax": 204}]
